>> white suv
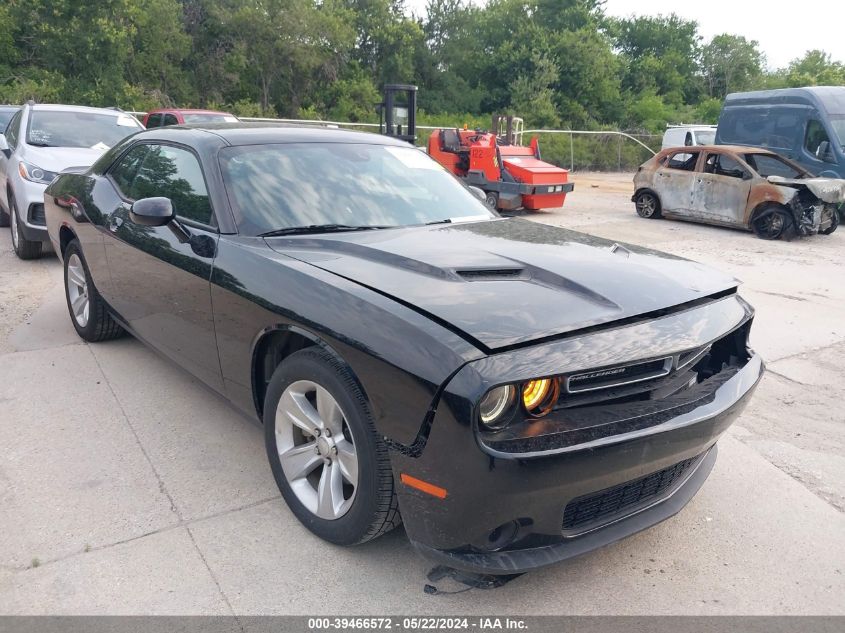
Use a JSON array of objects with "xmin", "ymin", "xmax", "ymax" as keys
[{"xmin": 0, "ymin": 103, "xmax": 144, "ymax": 259}]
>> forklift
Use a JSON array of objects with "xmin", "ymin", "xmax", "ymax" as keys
[{"xmin": 379, "ymin": 84, "xmax": 573, "ymax": 211}]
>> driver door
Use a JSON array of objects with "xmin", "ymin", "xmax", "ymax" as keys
[{"xmin": 101, "ymin": 142, "xmax": 223, "ymax": 390}]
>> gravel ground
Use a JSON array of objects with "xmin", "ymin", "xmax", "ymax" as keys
[{"xmin": 0, "ymin": 176, "xmax": 843, "ymax": 615}]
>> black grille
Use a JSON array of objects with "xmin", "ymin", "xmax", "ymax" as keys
[
  {"xmin": 28, "ymin": 203, "xmax": 46, "ymax": 226},
  {"xmin": 562, "ymin": 453, "xmax": 701, "ymax": 532},
  {"xmin": 566, "ymin": 357, "xmax": 670, "ymax": 393}
]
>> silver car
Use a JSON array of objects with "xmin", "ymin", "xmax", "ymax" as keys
[{"xmin": 0, "ymin": 103, "xmax": 144, "ymax": 259}]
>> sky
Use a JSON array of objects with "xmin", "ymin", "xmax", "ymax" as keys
[{"xmin": 404, "ymin": 0, "xmax": 845, "ymax": 70}]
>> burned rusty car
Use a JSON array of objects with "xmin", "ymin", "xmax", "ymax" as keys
[{"xmin": 633, "ymin": 145, "xmax": 841, "ymax": 239}]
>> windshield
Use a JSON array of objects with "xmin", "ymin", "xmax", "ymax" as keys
[
  {"xmin": 830, "ymin": 115, "xmax": 845, "ymax": 151},
  {"xmin": 26, "ymin": 110, "xmax": 142, "ymax": 148},
  {"xmin": 183, "ymin": 113, "xmax": 238, "ymax": 123},
  {"xmin": 219, "ymin": 142, "xmax": 494, "ymax": 236},
  {"xmin": 696, "ymin": 130, "xmax": 716, "ymax": 145},
  {"xmin": 0, "ymin": 108, "xmax": 18, "ymax": 130},
  {"xmin": 744, "ymin": 153, "xmax": 805, "ymax": 179}
]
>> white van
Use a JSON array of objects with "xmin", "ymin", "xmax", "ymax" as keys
[{"xmin": 662, "ymin": 125, "xmax": 717, "ymax": 150}]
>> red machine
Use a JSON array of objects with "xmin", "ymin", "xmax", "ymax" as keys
[{"xmin": 427, "ymin": 115, "xmax": 574, "ymax": 211}]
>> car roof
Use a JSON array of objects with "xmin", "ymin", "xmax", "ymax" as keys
[
  {"xmin": 0, "ymin": 105, "xmax": 20, "ymax": 111},
  {"xmin": 660, "ymin": 144, "xmax": 778, "ymax": 155},
  {"xmin": 27, "ymin": 104, "xmax": 132, "ymax": 116},
  {"xmin": 725, "ymin": 86, "xmax": 845, "ymax": 114},
  {"xmin": 135, "ymin": 122, "xmax": 412, "ymax": 147},
  {"xmin": 148, "ymin": 108, "xmax": 235, "ymax": 116}
]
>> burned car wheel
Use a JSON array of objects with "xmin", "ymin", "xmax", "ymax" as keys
[
  {"xmin": 752, "ymin": 207, "xmax": 794, "ymax": 240},
  {"xmin": 264, "ymin": 348, "xmax": 401, "ymax": 545},
  {"xmin": 634, "ymin": 191, "xmax": 661, "ymax": 219}
]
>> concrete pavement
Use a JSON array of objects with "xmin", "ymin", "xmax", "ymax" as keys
[{"xmin": 0, "ymin": 179, "xmax": 843, "ymax": 614}]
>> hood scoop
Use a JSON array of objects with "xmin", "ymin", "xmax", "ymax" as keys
[{"xmin": 456, "ymin": 268, "xmax": 525, "ymax": 281}]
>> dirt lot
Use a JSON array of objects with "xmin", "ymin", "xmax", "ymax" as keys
[{"xmin": 0, "ymin": 173, "xmax": 843, "ymax": 615}]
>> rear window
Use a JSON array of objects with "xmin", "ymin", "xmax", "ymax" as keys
[
  {"xmin": 27, "ymin": 110, "xmax": 142, "ymax": 149},
  {"xmin": 183, "ymin": 113, "xmax": 238, "ymax": 123}
]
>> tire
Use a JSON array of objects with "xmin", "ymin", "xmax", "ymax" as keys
[
  {"xmin": 63, "ymin": 239, "xmax": 125, "ymax": 342},
  {"xmin": 484, "ymin": 191, "xmax": 499, "ymax": 210},
  {"xmin": 264, "ymin": 347, "xmax": 400, "ymax": 545},
  {"xmin": 634, "ymin": 190, "xmax": 661, "ymax": 218},
  {"xmin": 821, "ymin": 206, "xmax": 839, "ymax": 235},
  {"xmin": 752, "ymin": 207, "xmax": 794, "ymax": 240},
  {"xmin": 0, "ymin": 204, "xmax": 8, "ymax": 228},
  {"xmin": 9, "ymin": 193, "xmax": 42, "ymax": 259}
]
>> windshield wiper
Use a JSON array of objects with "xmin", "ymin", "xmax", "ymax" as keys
[
  {"xmin": 27, "ymin": 141, "xmax": 53, "ymax": 147},
  {"xmin": 425, "ymin": 218, "xmax": 452, "ymax": 225},
  {"xmin": 259, "ymin": 223, "xmax": 393, "ymax": 237}
]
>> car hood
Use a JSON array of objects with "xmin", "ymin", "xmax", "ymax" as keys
[
  {"xmin": 767, "ymin": 175, "xmax": 845, "ymax": 203},
  {"xmin": 267, "ymin": 218, "xmax": 739, "ymax": 350},
  {"xmin": 22, "ymin": 146, "xmax": 107, "ymax": 172}
]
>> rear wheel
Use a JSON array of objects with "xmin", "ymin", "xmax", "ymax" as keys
[
  {"xmin": 634, "ymin": 190, "xmax": 661, "ymax": 218},
  {"xmin": 264, "ymin": 347, "xmax": 400, "ymax": 545},
  {"xmin": 10, "ymin": 193, "xmax": 42, "ymax": 259},
  {"xmin": 63, "ymin": 239, "xmax": 125, "ymax": 342},
  {"xmin": 752, "ymin": 207, "xmax": 794, "ymax": 240},
  {"xmin": 484, "ymin": 191, "xmax": 499, "ymax": 210}
]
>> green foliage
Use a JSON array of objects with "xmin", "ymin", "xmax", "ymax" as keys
[{"xmin": 0, "ymin": 0, "xmax": 841, "ymax": 156}]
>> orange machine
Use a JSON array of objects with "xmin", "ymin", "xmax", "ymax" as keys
[{"xmin": 427, "ymin": 116, "xmax": 574, "ymax": 211}]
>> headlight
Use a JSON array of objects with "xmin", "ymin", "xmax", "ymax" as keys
[
  {"xmin": 478, "ymin": 385, "xmax": 515, "ymax": 430},
  {"xmin": 19, "ymin": 161, "xmax": 59, "ymax": 185},
  {"xmin": 522, "ymin": 378, "xmax": 559, "ymax": 417}
]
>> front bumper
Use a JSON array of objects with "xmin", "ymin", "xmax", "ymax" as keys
[
  {"xmin": 391, "ymin": 296, "xmax": 763, "ymax": 574},
  {"xmin": 12, "ymin": 178, "xmax": 49, "ymax": 242}
]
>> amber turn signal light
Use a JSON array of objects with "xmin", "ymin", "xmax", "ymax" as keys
[{"xmin": 400, "ymin": 473, "xmax": 448, "ymax": 499}]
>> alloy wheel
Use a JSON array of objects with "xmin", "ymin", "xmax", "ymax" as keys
[
  {"xmin": 757, "ymin": 213, "xmax": 785, "ymax": 239},
  {"xmin": 66, "ymin": 253, "xmax": 90, "ymax": 327},
  {"xmin": 636, "ymin": 193, "xmax": 656, "ymax": 217},
  {"xmin": 275, "ymin": 379, "xmax": 359, "ymax": 520}
]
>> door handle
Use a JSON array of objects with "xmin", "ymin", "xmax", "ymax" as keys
[{"xmin": 108, "ymin": 216, "xmax": 123, "ymax": 232}]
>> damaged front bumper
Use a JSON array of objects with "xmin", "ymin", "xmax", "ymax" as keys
[{"xmin": 391, "ymin": 294, "xmax": 764, "ymax": 574}]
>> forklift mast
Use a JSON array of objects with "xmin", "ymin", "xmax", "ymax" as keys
[{"xmin": 378, "ymin": 84, "xmax": 418, "ymax": 144}]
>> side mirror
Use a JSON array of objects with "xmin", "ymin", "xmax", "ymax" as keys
[
  {"xmin": 129, "ymin": 197, "xmax": 174, "ymax": 226},
  {"xmin": 468, "ymin": 186, "xmax": 486, "ymax": 202},
  {"xmin": 0, "ymin": 133, "xmax": 9, "ymax": 156}
]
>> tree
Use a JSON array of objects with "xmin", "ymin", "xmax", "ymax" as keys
[
  {"xmin": 784, "ymin": 50, "xmax": 845, "ymax": 87},
  {"xmin": 612, "ymin": 13, "xmax": 701, "ymax": 106},
  {"xmin": 701, "ymin": 34, "xmax": 764, "ymax": 98}
]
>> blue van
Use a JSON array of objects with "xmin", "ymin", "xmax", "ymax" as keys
[{"xmin": 715, "ymin": 87, "xmax": 845, "ymax": 178}]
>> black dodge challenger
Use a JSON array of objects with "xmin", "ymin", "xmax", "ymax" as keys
[{"xmin": 44, "ymin": 124, "xmax": 764, "ymax": 574}]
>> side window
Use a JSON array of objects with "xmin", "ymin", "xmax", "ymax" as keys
[
  {"xmin": 146, "ymin": 113, "xmax": 163, "ymax": 128},
  {"xmin": 5, "ymin": 110, "xmax": 22, "ymax": 149},
  {"xmin": 116, "ymin": 145, "xmax": 213, "ymax": 225},
  {"xmin": 804, "ymin": 120, "xmax": 834, "ymax": 163},
  {"xmin": 684, "ymin": 131, "xmax": 693, "ymax": 146},
  {"xmin": 163, "ymin": 114, "xmax": 179, "ymax": 126},
  {"xmin": 704, "ymin": 153, "xmax": 746, "ymax": 179},
  {"xmin": 666, "ymin": 150, "xmax": 699, "ymax": 171}
]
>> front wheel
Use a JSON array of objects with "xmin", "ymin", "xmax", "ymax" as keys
[
  {"xmin": 264, "ymin": 347, "xmax": 400, "ymax": 545},
  {"xmin": 634, "ymin": 191, "xmax": 661, "ymax": 218},
  {"xmin": 752, "ymin": 207, "xmax": 794, "ymax": 240},
  {"xmin": 9, "ymin": 193, "xmax": 42, "ymax": 259},
  {"xmin": 484, "ymin": 191, "xmax": 499, "ymax": 210},
  {"xmin": 63, "ymin": 239, "xmax": 125, "ymax": 342}
]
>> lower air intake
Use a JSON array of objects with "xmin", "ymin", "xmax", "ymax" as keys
[{"xmin": 562, "ymin": 453, "xmax": 702, "ymax": 533}]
